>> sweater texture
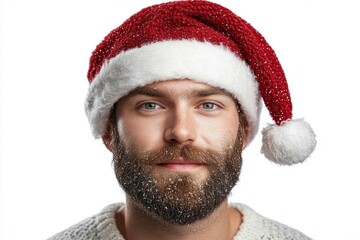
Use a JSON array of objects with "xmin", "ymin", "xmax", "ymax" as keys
[{"xmin": 48, "ymin": 203, "xmax": 311, "ymax": 240}]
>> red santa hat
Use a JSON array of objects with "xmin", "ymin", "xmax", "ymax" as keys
[{"xmin": 85, "ymin": 0, "xmax": 316, "ymax": 165}]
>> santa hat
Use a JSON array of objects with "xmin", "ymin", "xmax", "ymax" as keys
[{"xmin": 85, "ymin": 0, "xmax": 316, "ymax": 165}]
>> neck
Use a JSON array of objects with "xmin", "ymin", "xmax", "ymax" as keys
[{"xmin": 115, "ymin": 197, "xmax": 242, "ymax": 240}]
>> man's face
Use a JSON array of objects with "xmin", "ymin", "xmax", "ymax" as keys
[{"xmin": 112, "ymin": 79, "xmax": 246, "ymax": 225}]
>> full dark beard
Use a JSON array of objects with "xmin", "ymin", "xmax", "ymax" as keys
[{"xmin": 112, "ymin": 130, "xmax": 243, "ymax": 225}]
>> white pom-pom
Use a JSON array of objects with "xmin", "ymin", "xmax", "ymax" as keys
[{"xmin": 261, "ymin": 119, "xmax": 316, "ymax": 165}]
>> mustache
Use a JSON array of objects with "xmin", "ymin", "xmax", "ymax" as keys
[{"xmin": 134, "ymin": 145, "xmax": 225, "ymax": 166}]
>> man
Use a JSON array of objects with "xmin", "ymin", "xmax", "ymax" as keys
[{"xmin": 49, "ymin": 1, "xmax": 316, "ymax": 239}]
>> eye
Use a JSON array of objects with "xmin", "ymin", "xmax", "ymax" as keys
[
  {"xmin": 200, "ymin": 102, "xmax": 219, "ymax": 110},
  {"xmin": 142, "ymin": 102, "xmax": 160, "ymax": 110}
]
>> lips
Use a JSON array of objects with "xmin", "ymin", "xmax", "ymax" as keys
[{"xmin": 157, "ymin": 158, "xmax": 205, "ymax": 172}]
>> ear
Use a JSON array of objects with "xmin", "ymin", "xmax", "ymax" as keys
[
  {"xmin": 238, "ymin": 108, "xmax": 250, "ymax": 150},
  {"xmin": 102, "ymin": 121, "xmax": 114, "ymax": 152},
  {"xmin": 242, "ymin": 128, "xmax": 250, "ymax": 150}
]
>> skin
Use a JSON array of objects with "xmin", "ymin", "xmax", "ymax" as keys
[{"xmin": 105, "ymin": 79, "xmax": 249, "ymax": 240}]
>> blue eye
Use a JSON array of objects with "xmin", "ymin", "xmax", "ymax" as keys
[
  {"xmin": 143, "ymin": 102, "xmax": 158, "ymax": 110},
  {"xmin": 202, "ymin": 102, "xmax": 216, "ymax": 109}
]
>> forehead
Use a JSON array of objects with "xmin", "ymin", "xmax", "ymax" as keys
[{"xmin": 125, "ymin": 79, "xmax": 234, "ymax": 99}]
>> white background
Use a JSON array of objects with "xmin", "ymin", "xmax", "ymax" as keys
[{"xmin": 1, "ymin": 1, "xmax": 359, "ymax": 239}]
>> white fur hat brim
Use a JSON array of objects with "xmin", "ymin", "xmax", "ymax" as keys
[{"xmin": 85, "ymin": 40, "xmax": 260, "ymax": 141}]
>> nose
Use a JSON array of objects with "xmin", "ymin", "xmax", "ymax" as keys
[{"xmin": 164, "ymin": 108, "xmax": 197, "ymax": 145}]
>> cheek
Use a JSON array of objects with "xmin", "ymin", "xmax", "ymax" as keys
[
  {"xmin": 117, "ymin": 116, "xmax": 165, "ymax": 151},
  {"xmin": 198, "ymin": 112, "xmax": 239, "ymax": 149}
]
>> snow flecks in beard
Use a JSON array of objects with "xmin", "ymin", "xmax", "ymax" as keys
[{"xmin": 112, "ymin": 128, "xmax": 244, "ymax": 225}]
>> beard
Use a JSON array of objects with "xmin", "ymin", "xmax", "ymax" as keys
[{"xmin": 112, "ymin": 127, "xmax": 244, "ymax": 225}]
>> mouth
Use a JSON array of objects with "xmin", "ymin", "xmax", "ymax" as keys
[{"xmin": 156, "ymin": 158, "xmax": 206, "ymax": 172}]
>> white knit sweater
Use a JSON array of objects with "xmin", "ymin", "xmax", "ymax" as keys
[{"xmin": 48, "ymin": 203, "xmax": 311, "ymax": 240}]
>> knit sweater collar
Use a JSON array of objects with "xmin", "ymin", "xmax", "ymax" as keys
[{"xmin": 95, "ymin": 203, "xmax": 258, "ymax": 240}]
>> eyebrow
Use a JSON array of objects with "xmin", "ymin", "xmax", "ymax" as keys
[{"xmin": 128, "ymin": 85, "xmax": 233, "ymax": 99}]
